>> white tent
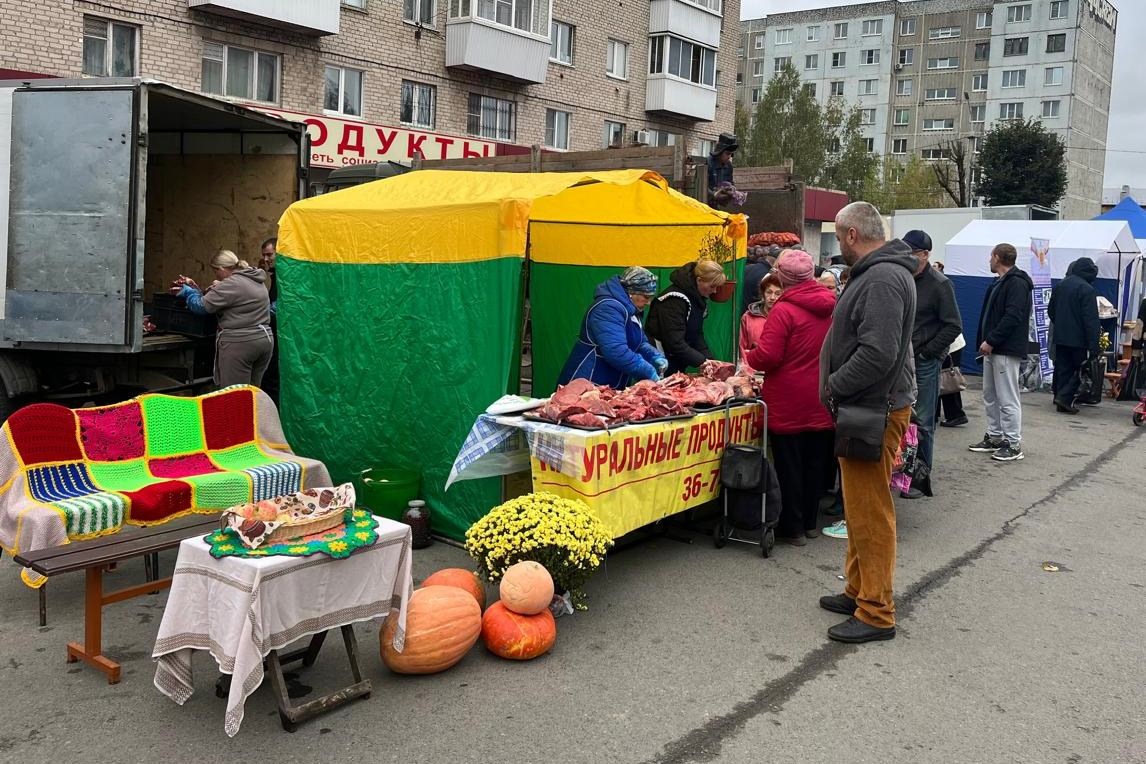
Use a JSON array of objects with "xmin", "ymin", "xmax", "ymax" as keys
[{"xmin": 945, "ymin": 220, "xmax": 1140, "ymax": 281}]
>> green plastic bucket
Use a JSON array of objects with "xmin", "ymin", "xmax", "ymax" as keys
[{"xmin": 358, "ymin": 467, "xmax": 422, "ymax": 521}]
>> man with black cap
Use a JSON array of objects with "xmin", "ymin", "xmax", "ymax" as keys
[
  {"xmin": 707, "ymin": 133, "xmax": 739, "ymax": 207},
  {"xmin": 903, "ymin": 229, "xmax": 962, "ymax": 498}
]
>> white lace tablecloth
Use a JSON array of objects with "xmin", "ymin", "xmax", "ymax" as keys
[{"xmin": 152, "ymin": 517, "xmax": 413, "ymax": 736}]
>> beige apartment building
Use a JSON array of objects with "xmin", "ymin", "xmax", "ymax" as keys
[
  {"xmin": 1, "ymin": 0, "xmax": 739, "ymax": 182},
  {"xmin": 738, "ymin": 0, "xmax": 1117, "ymax": 218}
]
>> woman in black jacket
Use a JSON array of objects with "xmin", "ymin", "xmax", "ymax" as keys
[{"xmin": 645, "ymin": 260, "xmax": 726, "ymax": 374}]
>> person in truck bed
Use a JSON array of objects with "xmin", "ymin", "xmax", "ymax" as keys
[{"xmin": 173, "ymin": 249, "xmax": 274, "ymax": 389}]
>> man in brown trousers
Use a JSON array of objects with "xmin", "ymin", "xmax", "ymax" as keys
[{"xmin": 819, "ymin": 202, "xmax": 918, "ymax": 643}]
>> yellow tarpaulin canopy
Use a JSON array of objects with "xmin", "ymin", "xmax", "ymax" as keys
[{"xmin": 278, "ymin": 169, "xmax": 747, "ymax": 268}]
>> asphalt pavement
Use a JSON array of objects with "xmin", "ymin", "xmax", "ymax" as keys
[{"xmin": 1, "ymin": 388, "xmax": 1143, "ymax": 763}]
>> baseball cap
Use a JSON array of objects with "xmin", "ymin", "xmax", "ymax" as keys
[{"xmin": 902, "ymin": 230, "xmax": 933, "ymax": 253}]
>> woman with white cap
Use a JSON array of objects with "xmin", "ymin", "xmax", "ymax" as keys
[{"xmin": 557, "ymin": 266, "xmax": 668, "ymax": 388}]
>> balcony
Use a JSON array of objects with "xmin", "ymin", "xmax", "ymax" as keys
[
  {"xmin": 649, "ymin": 0, "xmax": 722, "ymax": 48},
  {"xmin": 445, "ymin": 0, "xmax": 551, "ymax": 83},
  {"xmin": 646, "ymin": 74, "xmax": 717, "ymax": 121},
  {"xmin": 187, "ymin": 0, "xmax": 340, "ymax": 36}
]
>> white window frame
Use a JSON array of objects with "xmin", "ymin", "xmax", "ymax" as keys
[
  {"xmin": 400, "ymin": 80, "xmax": 436, "ymax": 129},
  {"xmin": 83, "ymin": 16, "xmax": 138, "ymax": 78},
  {"xmin": 1006, "ymin": 4, "xmax": 1032, "ymax": 23},
  {"xmin": 864, "ymin": 138, "xmax": 875, "ymax": 153},
  {"xmin": 680, "ymin": 0, "xmax": 722, "ymax": 13},
  {"xmin": 774, "ymin": 56, "xmax": 791, "ymax": 73},
  {"xmin": 754, "ymin": 33, "xmax": 765, "ymax": 50},
  {"xmin": 970, "ymin": 104, "xmax": 986, "ymax": 123},
  {"xmin": 606, "ymin": 38, "xmax": 629, "ymax": 80},
  {"xmin": 892, "ymin": 138, "xmax": 908, "ymax": 154},
  {"xmin": 896, "ymin": 78, "xmax": 912, "ymax": 96},
  {"xmin": 544, "ymin": 108, "xmax": 571, "ymax": 150},
  {"xmin": 927, "ymin": 57, "xmax": 959, "ymax": 70},
  {"xmin": 900, "ymin": 18, "xmax": 916, "ymax": 35},
  {"xmin": 1001, "ymin": 69, "xmax": 1026, "ymax": 88},
  {"xmin": 860, "ymin": 79, "xmax": 878, "ymax": 95},
  {"xmin": 929, "ymin": 26, "xmax": 961, "ymax": 39},
  {"xmin": 807, "ymin": 26, "xmax": 820, "ymax": 42},
  {"xmin": 976, "ymin": 11, "xmax": 992, "ymax": 29},
  {"xmin": 550, "ymin": 20, "xmax": 574, "ymax": 65},
  {"xmin": 603, "ymin": 120, "xmax": 625, "ymax": 149},
  {"xmin": 862, "ymin": 49, "xmax": 880, "ymax": 66},
  {"xmin": 899, "ymin": 48, "xmax": 914, "ymax": 66},
  {"xmin": 1050, "ymin": 1, "xmax": 1069, "ymax": 20},
  {"xmin": 999, "ymin": 102, "xmax": 1024, "ymax": 120},
  {"xmin": 834, "ymin": 22, "xmax": 848, "ymax": 40},
  {"xmin": 450, "ymin": 0, "xmax": 550, "ymax": 36},
  {"xmin": 860, "ymin": 108, "xmax": 876, "ymax": 125},
  {"xmin": 404, "ymin": 0, "xmax": 436, "ymax": 26},
  {"xmin": 343, "ymin": 0, "xmax": 366, "ymax": 7},
  {"xmin": 1041, "ymin": 100, "xmax": 1061, "ymax": 118},
  {"xmin": 922, "ymin": 148, "xmax": 950, "ymax": 160},
  {"xmin": 893, "ymin": 108, "xmax": 909, "ymax": 125},
  {"xmin": 972, "ymin": 73, "xmax": 988, "ymax": 91},
  {"xmin": 1047, "ymin": 33, "xmax": 1067, "ymax": 54},
  {"xmin": 203, "ymin": 42, "xmax": 281, "ymax": 105},
  {"xmin": 805, "ymin": 54, "xmax": 819, "ymax": 71},
  {"xmin": 776, "ymin": 28, "xmax": 792, "ymax": 45},
  {"xmin": 752, "ymin": 61, "xmax": 765, "ymax": 77},
  {"xmin": 804, "ymin": 83, "xmax": 817, "ymax": 98},
  {"xmin": 1045, "ymin": 66, "xmax": 1064, "ymax": 86},
  {"xmin": 751, "ymin": 88, "xmax": 760, "ymax": 104},
  {"xmin": 831, "ymin": 52, "xmax": 846, "ymax": 69},
  {"xmin": 925, "ymin": 87, "xmax": 957, "ymax": 100},
  {"xmin": 862, "ymin": 19, "xmax": 882, "ymax": 36},
  {"xmin": 324, "ymin": 64, "xmax": 363, "ymax": 116},
  {"xmin": 830, "ymin": 81, "xmax": 845, "ymax": 97},
  {"xmin": 467, "ymin": 92, "xmax": 516, "ymax": 141},
  {"xmin": 1003, "ymin": 37, "xmax": 1029, "ymax": 56},
  {"xmin": 923, "ymin": 118, "xmax": 955, "ymax": 131}
]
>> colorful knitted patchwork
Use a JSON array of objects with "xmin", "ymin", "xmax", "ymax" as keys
[
  {"xmin": 181, "ymin": 471, "xmax": 253, "ymax": 509},
  {"xmin": 123, "ymin": 480, "xmax": 194, "ymax": 523},
  {"xmin": 202, "ymin": 388, "xmax": 256, "ymax": 450},
  {"xmin": 77, "ymin": 402, "xmax": 145, "ymax": 462},
  {"xmin": 149, "ymin": 453, "xmax": 221, "ymax": 479},
  {"xmin": 88, "ymin": 459, "xmax": 161, "ymax": 492},
  {"xmin": 27, "ymin": 463, "xmax": 101, "ymax": 503},
  {"xmin": 57, "ymin": 493, "xmax": 127, "ymax": 537},
  {"xmin": 209, "ymin": 443, "xmax": 281, "ymax": 471},
  {"xmin": 245, "ymin": 461, "xmax": 303, "ymax": 502},
  {"xmin": 142, "ymin": 396, "xmax": 206, "ymax": 457},
  {"xmin": 7, "ymin": 405, "xmax": 85, "ymax": 466}
]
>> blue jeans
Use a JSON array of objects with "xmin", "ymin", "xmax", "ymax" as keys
[{"xmin": 914, "ymin": 356, "xmax": 941, "ymax": 470}]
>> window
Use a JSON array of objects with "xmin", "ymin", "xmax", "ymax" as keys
[
  {"xmin": 550, "ymin": 20, "xmax": 574, "ymax": 64},
  {"xmin": 970, "ymin": 104, "xmax": 986, "ymax": 122},
  {"xmin": 1003, "ymin": 37, "xmax": 1029, "ymax": 56},
  {"xmin": 544, "ymin": 109, "xmax": 571, "ymax": 150},
  {"xmin": 1050, "ymin": 1, "xmax": 1069, "ymax": 20},
  {"xmin": 926, "ymin": 87, "xmax": 956, "ymax": 100},
  {"xmin": 774, "ymin": 56, "xmax": 791, "ymax": 73},
  {"xmin": 804, "ymin": 83, "xmax": 817, "ymax": 98},
  {"xmin": 834, "ymin": 22, "xmax": 848, "ymax": 40},
  {"xmin": 752, "ymin": 61, "xmax": 765, "ymax": 77},
  {"xmin": 892, "ymin": 138, "xmax": 908, "ymax": 154},
  {"xmin": 896, "ymin": 78, "xmax": 912, "ymax": 96},
  {"xmin": 1042, "ymin": 100, "xmax": 1061, "ymax": 118},
  {"xmin": 696, "ymin": 138, "xmax": 714, "ymax": 157},
  {"xmin": 681, "ymin": 0, "xmax": 721, "ymax": 11},
  {"xmin": 453, "ymin": 0, "xmax": 550, "ymax": 35},
  {"xmin": 735, "ymin": 72, "xmax": 742, "ymax": 84},
  {"xmin": 805, "ymin": 54, "xmax": 819, "ymax": 70},
  {"xmin": 900, "ymin": 18, "xmax": 916, "ymax": 35},
  {"xmin": 975, "ymin": 42, "xmax": 990, "ymax": 60},
  {"xmin": 999, "ymin": 102, "xmax": 1024, "ymax": 120},
  {"xmin": 972, "ymin": 72, "xmax": 988, "ymax": 90},
  {"xmin": 647, "ymin": 130, "xmax": 678, "ymax": 147},
  {"xmin": 404, "ymin": 0, "xmax": 435, "ymax": 25},
  {"xmin": 860, "ymin": 79, "xmax": 877, "ymax": 95},
  {"xmin": 977, "ymin": 11, "xmax": 992, "ymax": 28},
  {"xmin": 1046, "ymin": 33, "xmax": 1066, "ymax": 53},
  {"xmin": 83, "ymin": 16, "xmax": 137, "ymax": 77},
  {"xmin": 922, "ymin": 148, "xmax": 950, "ymax": 160},
  {"xmin": 467, "ymin": 93, "xmax": 515, "ymax": 141},
  {"xmin": 830, "ymin": 81, "xmax": 845, "ymax": 96},
  {"xmin": 400, "ymin": 81, "xmax": 436, "ymax": 128},
  {"xmin": 860, "ymin": 108, "xmax": 876, "ymax": 125},
  {"xmin": 1002, "ymin": 69, "xmax": 1026, "ymax": 88},
  {"xmin": 776, "ymin": 28, "xmax": 792, "ymax": 44},
  {"xmin": 807, "ymin": 26, "xmax": 820, "ymax": 42},
  {"xmin": 864, "ymin": 138, "xmax": 875, "ymax": 153},
  {"xmin": 927, "ymin": 57, "xmax": 959, "ymax": 70},
  {"xmin": 929, "ymin": 26, "xmax": 961, "ymax": 39},
  {"xmin": 893, "ymin": 108, "xmax": 909, "ymax": 125},
  {"xmin": 754, "ymin": 34, "xmax": 765, "ymax": 50},
  {"xmin": 862, "ymin": 49, "xmax": 880, "ymax": 65},
  {"xmin": 751, "ymin": 88, "xmax": 760, "ymax": 104},
  {"xmin": 1045, "ymin": 66, "xmax": 1064, "ymax": 86},
  {"xmin": 899, "ymin": 48, "xmax": 914, "ymax": 66},
  {"xmin": 606, "ymin": 38, "xmax": 628, "ymax": 79},
  {"xmin": 1007, "ymin": 4, "xmax": 1032, "ymax": 23},
  {"xmin": 603, "ymin": 120, "xmax": 625, "ymax": 148},
  {"xmin": 923, "ymin": 118, "xmax": 954, "ymax": 130},
  {"xmin": 890, "ymin": 165, "xmax": 906, "ymax": 184},
  {"xmin": 829, "ymin": 137, "xmax": 841, "ymax": 153},
  {"xmin": 832, "ymin": 52, "xmax": 846, "ymax": 68},
  {"xmin": 323, "ymin": 65, "xmax": 362, "ymax": 115},
  {"xmin": 343, "ymin": 0, "xmax": 366, "ymax": 6},
  {"xmin": 862, "ymin": 19, "xmax": 882, "ymax": 36},
  {"xmin": 648, "ymin": 35, "xmax": 716, "ymax": 87},
  {"xmin": 203, "ymin": 43, "xmax": 279, "ymax": 104}
]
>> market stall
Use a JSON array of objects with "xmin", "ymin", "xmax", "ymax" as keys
[{"xmin": 275, "ymin": 170, "xmax": 747, "ymax": 540}]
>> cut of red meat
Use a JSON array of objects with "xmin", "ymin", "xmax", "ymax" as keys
[
  {"xmin": 564, "ymin": 412, "xmax": 605, "ymax": 428},
  {"xmin": 705, "ymin": 361, "xmax": 736, "ymax": 382}
]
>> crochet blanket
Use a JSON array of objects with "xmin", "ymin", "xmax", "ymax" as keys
[{"xmin": 0, "ymin": 386, "xmax": 332, "ymax": 586}]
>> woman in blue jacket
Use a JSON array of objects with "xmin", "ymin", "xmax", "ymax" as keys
[{"xmin": 557, "ymin": 267, "xmax": 668, "ymax": 388}]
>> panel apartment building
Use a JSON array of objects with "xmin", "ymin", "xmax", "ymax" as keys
[
  {"xmin": 737, "ymin": 0, "xmax": 1117, "ymax": 219},
  {"xmin": 1, "ymin": 0, "xmax": 740, "ymax": 183}
]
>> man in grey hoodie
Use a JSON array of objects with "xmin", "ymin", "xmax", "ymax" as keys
[{"xmin": 818, "ymin": 201, "xmax": 917, "ymax": 644}]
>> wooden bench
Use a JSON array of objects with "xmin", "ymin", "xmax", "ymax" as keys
[{"xmin": 15, "ymin": 515, "xmax": 219, "ymax": 684}]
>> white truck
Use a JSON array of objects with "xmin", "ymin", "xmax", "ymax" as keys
[{"xmin": 0, "ymin": 78, "xmax": 307, "ymax": 418}]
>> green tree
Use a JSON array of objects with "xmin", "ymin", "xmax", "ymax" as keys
[
  {"xmin": 744, "ymin": 62, "xmax": 829, "ymax": 180},
  {"xmin": 975, "ymin": 118, "xmax": 1067, "ymax": 208},
  {"xmin": 864, "ymin": 156, "xmax": 949, "ymax": 211},
  {"xmin": 819, "ymin": 99, "xmax": 879, "ymax": 201},
  {"xmin": 733, "ymin": 101, "xmax": 751, "ymax": 154}
]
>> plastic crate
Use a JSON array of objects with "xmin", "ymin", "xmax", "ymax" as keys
[{"xmin": 151, "ymin": 293, "xmax": 217, "ymax": 337}]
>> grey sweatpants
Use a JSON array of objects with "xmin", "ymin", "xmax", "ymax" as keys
[
  {"xmin": 983, "ymin": 354, "xmax": 1022, "ymax": 446},
  {"xmin": 215, "ymin": 330, "xmax": 274, "ymax": 388}
]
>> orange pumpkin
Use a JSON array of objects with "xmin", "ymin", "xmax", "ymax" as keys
[
  {"xmin": 380, "ymin": 585, "xmax": 481, "ymax": 674},
  {"xmin": 481, "ymin": 601, "xmax": 556, "ymax": 660},
  {"xmin": 499, "ymin": 560, "xmax": 555, "ymax": 615},
  {"xmin": 422, "ymin": 568, "xmax": 486, "ymax": 610}
]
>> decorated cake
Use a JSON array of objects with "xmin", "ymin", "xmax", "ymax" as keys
[{"xmin": 222, "ymin": 483, "xmax": 356, "ymax": 549}]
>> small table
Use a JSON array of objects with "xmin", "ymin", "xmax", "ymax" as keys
[{"xmin": 152, "ymin": 517, "xmax": 413, "ymax": 736}]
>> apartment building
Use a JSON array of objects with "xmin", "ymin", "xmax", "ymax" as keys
[
  {"xmin": 738, "ymin": 0, "xmax": 1117, "ymax": 218},
  {"xmin": 0, "ymin": 0, "xmax": 740, "ymax": 184}
]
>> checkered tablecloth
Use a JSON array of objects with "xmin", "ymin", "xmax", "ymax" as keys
[{"xmin": 446, "ymin": 414, "xmax": 592, "ymax": 489}]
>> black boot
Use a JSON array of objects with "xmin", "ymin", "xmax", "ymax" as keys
[{"xmin": 828, "ymin": 616, "xmax": 896, "ymax": 643}]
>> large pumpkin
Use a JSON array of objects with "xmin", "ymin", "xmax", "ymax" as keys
[
  {"xmin": 481, "ymin": 601, "xmax": 556, "ymax": 660},
  {"xmin": 499, "ymin": 560, "xmax": 555, "ymax": 615},
  {"xmin": 422, "ymin": 568, "xmax": 486, "ymax": 610},
  {"xmin": 380, "ymin": 585, "xmax": 481, "ymax": 674}
]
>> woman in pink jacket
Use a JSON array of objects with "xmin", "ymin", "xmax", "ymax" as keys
[{"xmin": 738, "ymin": 272, "xmax": 784, "ymax": 373}]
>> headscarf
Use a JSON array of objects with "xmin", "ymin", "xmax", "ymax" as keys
[{"xmin": 619, "ymin": 266, "xmax": 658, "ymax": 295}]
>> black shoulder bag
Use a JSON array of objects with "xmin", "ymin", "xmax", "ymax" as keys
[{"xmin": 828, "ymin": 337, "xmax": 909, "ymax": 463}]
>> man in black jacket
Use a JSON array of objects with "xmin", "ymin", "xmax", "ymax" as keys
[
  {"xmin": 969, "ymin": 243, "xmax": 1033, "ymax": 462},
  {"xmin": 902, "ymin": 230, "xmax": 962, "ymax": 498},
  {"xmin": 1047, "ymin": 257, "xmax": 1100, "ymax": 414}
]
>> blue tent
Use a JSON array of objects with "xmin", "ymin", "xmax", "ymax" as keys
[
  {"xmin": 1094, "ymin": 196, "xmax": 1146, "ymax": 324},
  {"xmin": 1095, "ymin": 196, "xmax": 1146, "ymax": 237}
]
